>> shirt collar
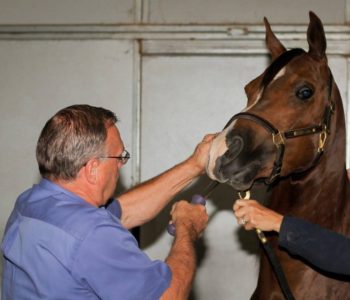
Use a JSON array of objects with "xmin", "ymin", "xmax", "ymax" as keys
[{"xmin": 38, "ymin": 178, "xmax": 90, "ymax": 205}]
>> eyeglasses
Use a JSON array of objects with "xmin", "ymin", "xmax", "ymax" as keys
[{"xmin": 100, "ymin": 150, "xmax": 130, "ymax": 165}]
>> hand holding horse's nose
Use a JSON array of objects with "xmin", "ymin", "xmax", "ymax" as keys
[{"xmin": 188, "ymin": 133, "xmax": 218, "ymax": 174}]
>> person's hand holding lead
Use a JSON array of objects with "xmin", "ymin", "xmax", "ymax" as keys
[{"xmin": 233, "ymin": 199, "xmax": 283, "ymax": 232}]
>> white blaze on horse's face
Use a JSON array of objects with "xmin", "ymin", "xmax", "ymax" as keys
[
  {"xmin": 271, "ymin": 67, "xmax": 286, "ymax": 83},
  {"xmin": 245, "ymin": 67, "xmax": 286, "ymax": 111},
  {"xmin": 206, "ymin": 64, "xmax": 288, "ymax": 184},
  {"xmin": 206, "ymin": 122, "xmax": 234, "ymax": 182},
  {"xmin": 206, "ymin": 88, "xmax": 265, "ymax": 182},
  {"xmin": 244, "ymin": 89, "xmax": 263, "ymax": 112}
]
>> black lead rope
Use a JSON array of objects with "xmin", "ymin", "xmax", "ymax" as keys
[
  {"xmin": 261, "ymin": 242, "xmax": 295, "ymax": 300},
  {"xmin": 238, "ymin": 191, "xmax": 295, "ymax": 300}
]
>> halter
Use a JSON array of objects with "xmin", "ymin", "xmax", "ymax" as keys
[{"xmin": 225, "ymin": 50, "xmax": 335, "ymax": 185}]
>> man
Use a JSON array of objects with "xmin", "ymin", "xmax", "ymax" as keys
[{"xmin": 1, "ymin": 104, "xmax": 212, "ymax": 299}]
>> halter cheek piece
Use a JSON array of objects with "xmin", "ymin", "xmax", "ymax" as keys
[{"xmin": 224, "ymin": 50, "xmax": 335, "ymax": 184}]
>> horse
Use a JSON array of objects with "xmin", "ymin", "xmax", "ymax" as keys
[{"xmin": 206, "ymin": 11, "xmax": 350, "ymax": 299}]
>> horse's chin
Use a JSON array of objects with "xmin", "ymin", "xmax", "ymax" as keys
[
  {"xmin": 226, "ymin": 178, "xmax": 255, "ymax": 192},
  {"xmin": 207, "ymin": 173, "xmax": 254, "ymax": 191},
  {"xmin": 208, "ymin": 159, "xmax": 261, "ymax": 191}
]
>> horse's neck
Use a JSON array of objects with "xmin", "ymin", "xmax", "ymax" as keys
[
  {"xmin": 269, "ymin": 98, "xmax": 350, "ymax": 232},
  {"xmin": 269, "ymin": 169, "xmax": 350, "ymax": 233}
]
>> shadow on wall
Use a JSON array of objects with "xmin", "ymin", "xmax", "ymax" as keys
[
  {"xmin": 141, "ymin": 174, "xmax": 270, "ymax": 246},
  {"xmin": 0, "ymin": 244, "xmax": 2, "ymax": 294},
  {"xmin": 140, "ymin": 174, "xmax": 270, "ymax": 300}
]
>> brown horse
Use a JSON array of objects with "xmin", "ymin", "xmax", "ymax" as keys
[{"xmin": 206, "ymin": 12, "xmax": 350, "ymax": 299}]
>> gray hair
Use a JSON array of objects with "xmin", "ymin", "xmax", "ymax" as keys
[{"xmin": 36, "ymin": 104, "xmax": 118, "ymax": 180}]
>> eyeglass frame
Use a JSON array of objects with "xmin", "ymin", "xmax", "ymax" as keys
[{"xmin": 99, "ymin": 149, "xmax": 130, "ymax": 164}]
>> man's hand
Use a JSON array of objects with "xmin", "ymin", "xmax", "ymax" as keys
[
  {"xmin": 187, "ymin": 134, "xmax": 217, "ymax": 175},
  {"xmin": 233, "ymin": 199, "xmax": 283, "ymax": 232},
  {"xmin": 161, "ymin": 200, "xmax": 208, "ymax": 300},
  {"xmin": 170, "ymin": 200, "xmax": 208, "ymax": 241}
]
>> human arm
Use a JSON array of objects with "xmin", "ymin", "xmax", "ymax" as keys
[
  {"xmin": 160, "ymin": 200, "xmax": 208, "ymax": 299},
  {"xmin": 278, "ymin": 216, "xmax": 350, "ymax": 275},
  {"xmin": 233, "ymin": 200, "xmax": 350, "ymax": 275},
  {"xmin": 118, "ymin": 134, "xmax": 215, "ymax": 229}
]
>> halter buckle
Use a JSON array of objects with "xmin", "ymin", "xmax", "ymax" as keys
[
  {"xmin": 256, "ymin": 229, "xmax": 268, "ymax": 244},
  {"xmin": 318, "ymin": 130, "xmax": 327, "ymax": 153},
  {"xmin": 238, "ymin": 190, "xmax": 251, "ymax": 200},
  {"xmin": 272, "ymin": 131, "xmax": 285, "ymax": 146}
]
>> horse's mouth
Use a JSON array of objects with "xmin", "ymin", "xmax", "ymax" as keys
[{"xmin": 213, "ymin": 159, "xmax": 261, "ymax": 191}]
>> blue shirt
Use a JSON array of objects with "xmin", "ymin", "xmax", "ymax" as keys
[{"xmin": 1, "ymin": 179, "xmax": 171, "ymax": 299}]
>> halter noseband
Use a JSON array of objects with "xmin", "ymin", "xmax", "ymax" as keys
[{"xmin": 224, "ymin": 54, "xmax": 335, "ymax": 185}]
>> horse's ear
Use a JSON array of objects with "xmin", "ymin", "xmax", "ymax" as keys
[
  {"xmin": 264, "ymin": 17, "xmax": 286, "ymax": 59},
  {"xmin": 307, "ymin": 11, "xmax": 327, "ymax": 60}
]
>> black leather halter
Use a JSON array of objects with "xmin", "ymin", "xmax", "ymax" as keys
[{"xmin": 224, "ymin": 53, "xmax": 335, "ymax": 185}]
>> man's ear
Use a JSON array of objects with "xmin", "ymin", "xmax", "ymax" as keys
[{"xmin": 83, "ymin": 159, "xmax": 100, "ymax": 184}]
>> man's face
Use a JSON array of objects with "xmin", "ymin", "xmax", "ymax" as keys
[{"xmin": 98, "ymin": 125, "xmax": 125, "ymax": 204}]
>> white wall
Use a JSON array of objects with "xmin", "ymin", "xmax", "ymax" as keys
[
  {"xmin": 0, "ymin": 0, "xmax": 135, "ymax": 24},
  {"xmin": 1, "ymin": 1, "xmax": 350, "ymax": 299},
  {"xmin": 146, "ymin": 0, "xmax": 346, "ymax": 24}
]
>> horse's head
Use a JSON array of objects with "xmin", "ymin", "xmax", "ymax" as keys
[{"xmin": 207, "ymin": 12, "xmax": 335, "ymax": 191}]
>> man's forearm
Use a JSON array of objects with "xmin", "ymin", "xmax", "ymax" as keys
[
  {"xmin": 118, "ymin": 158, "xmax": 202, "ymax": 229},
  {"xmin": 161, "ymin": 227, "xmax": 197, "ymax": 299}
]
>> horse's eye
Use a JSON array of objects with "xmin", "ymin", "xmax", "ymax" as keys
[{"xmin": 296, "ymin": 86, "xmax": 313, "ymax": 101}]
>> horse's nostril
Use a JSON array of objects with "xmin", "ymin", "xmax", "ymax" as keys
[{"xmin": 226, "ymin": 136, "xmax": 244, "ymax": 160}]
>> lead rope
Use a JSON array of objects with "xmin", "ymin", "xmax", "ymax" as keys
[{"xmin": 238, "ymin": 191, "xmax": 295, "ymax": 300}]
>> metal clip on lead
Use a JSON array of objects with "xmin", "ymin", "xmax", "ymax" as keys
[{"xmin": 238, "ymin": 191, "xmax": 267, "ymax": 244}]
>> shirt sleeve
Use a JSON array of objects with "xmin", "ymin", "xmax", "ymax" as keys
[
  {"xmin": 279, "ymin": 216, "xmax": 350, "ymax": 276},
  {"xmin": 105, "ymin": 199, "xmax": 122, "ymax": 219},
  {"xmin": 72, "ymin": 219, "xmax": 172, "ymax": 300}
]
